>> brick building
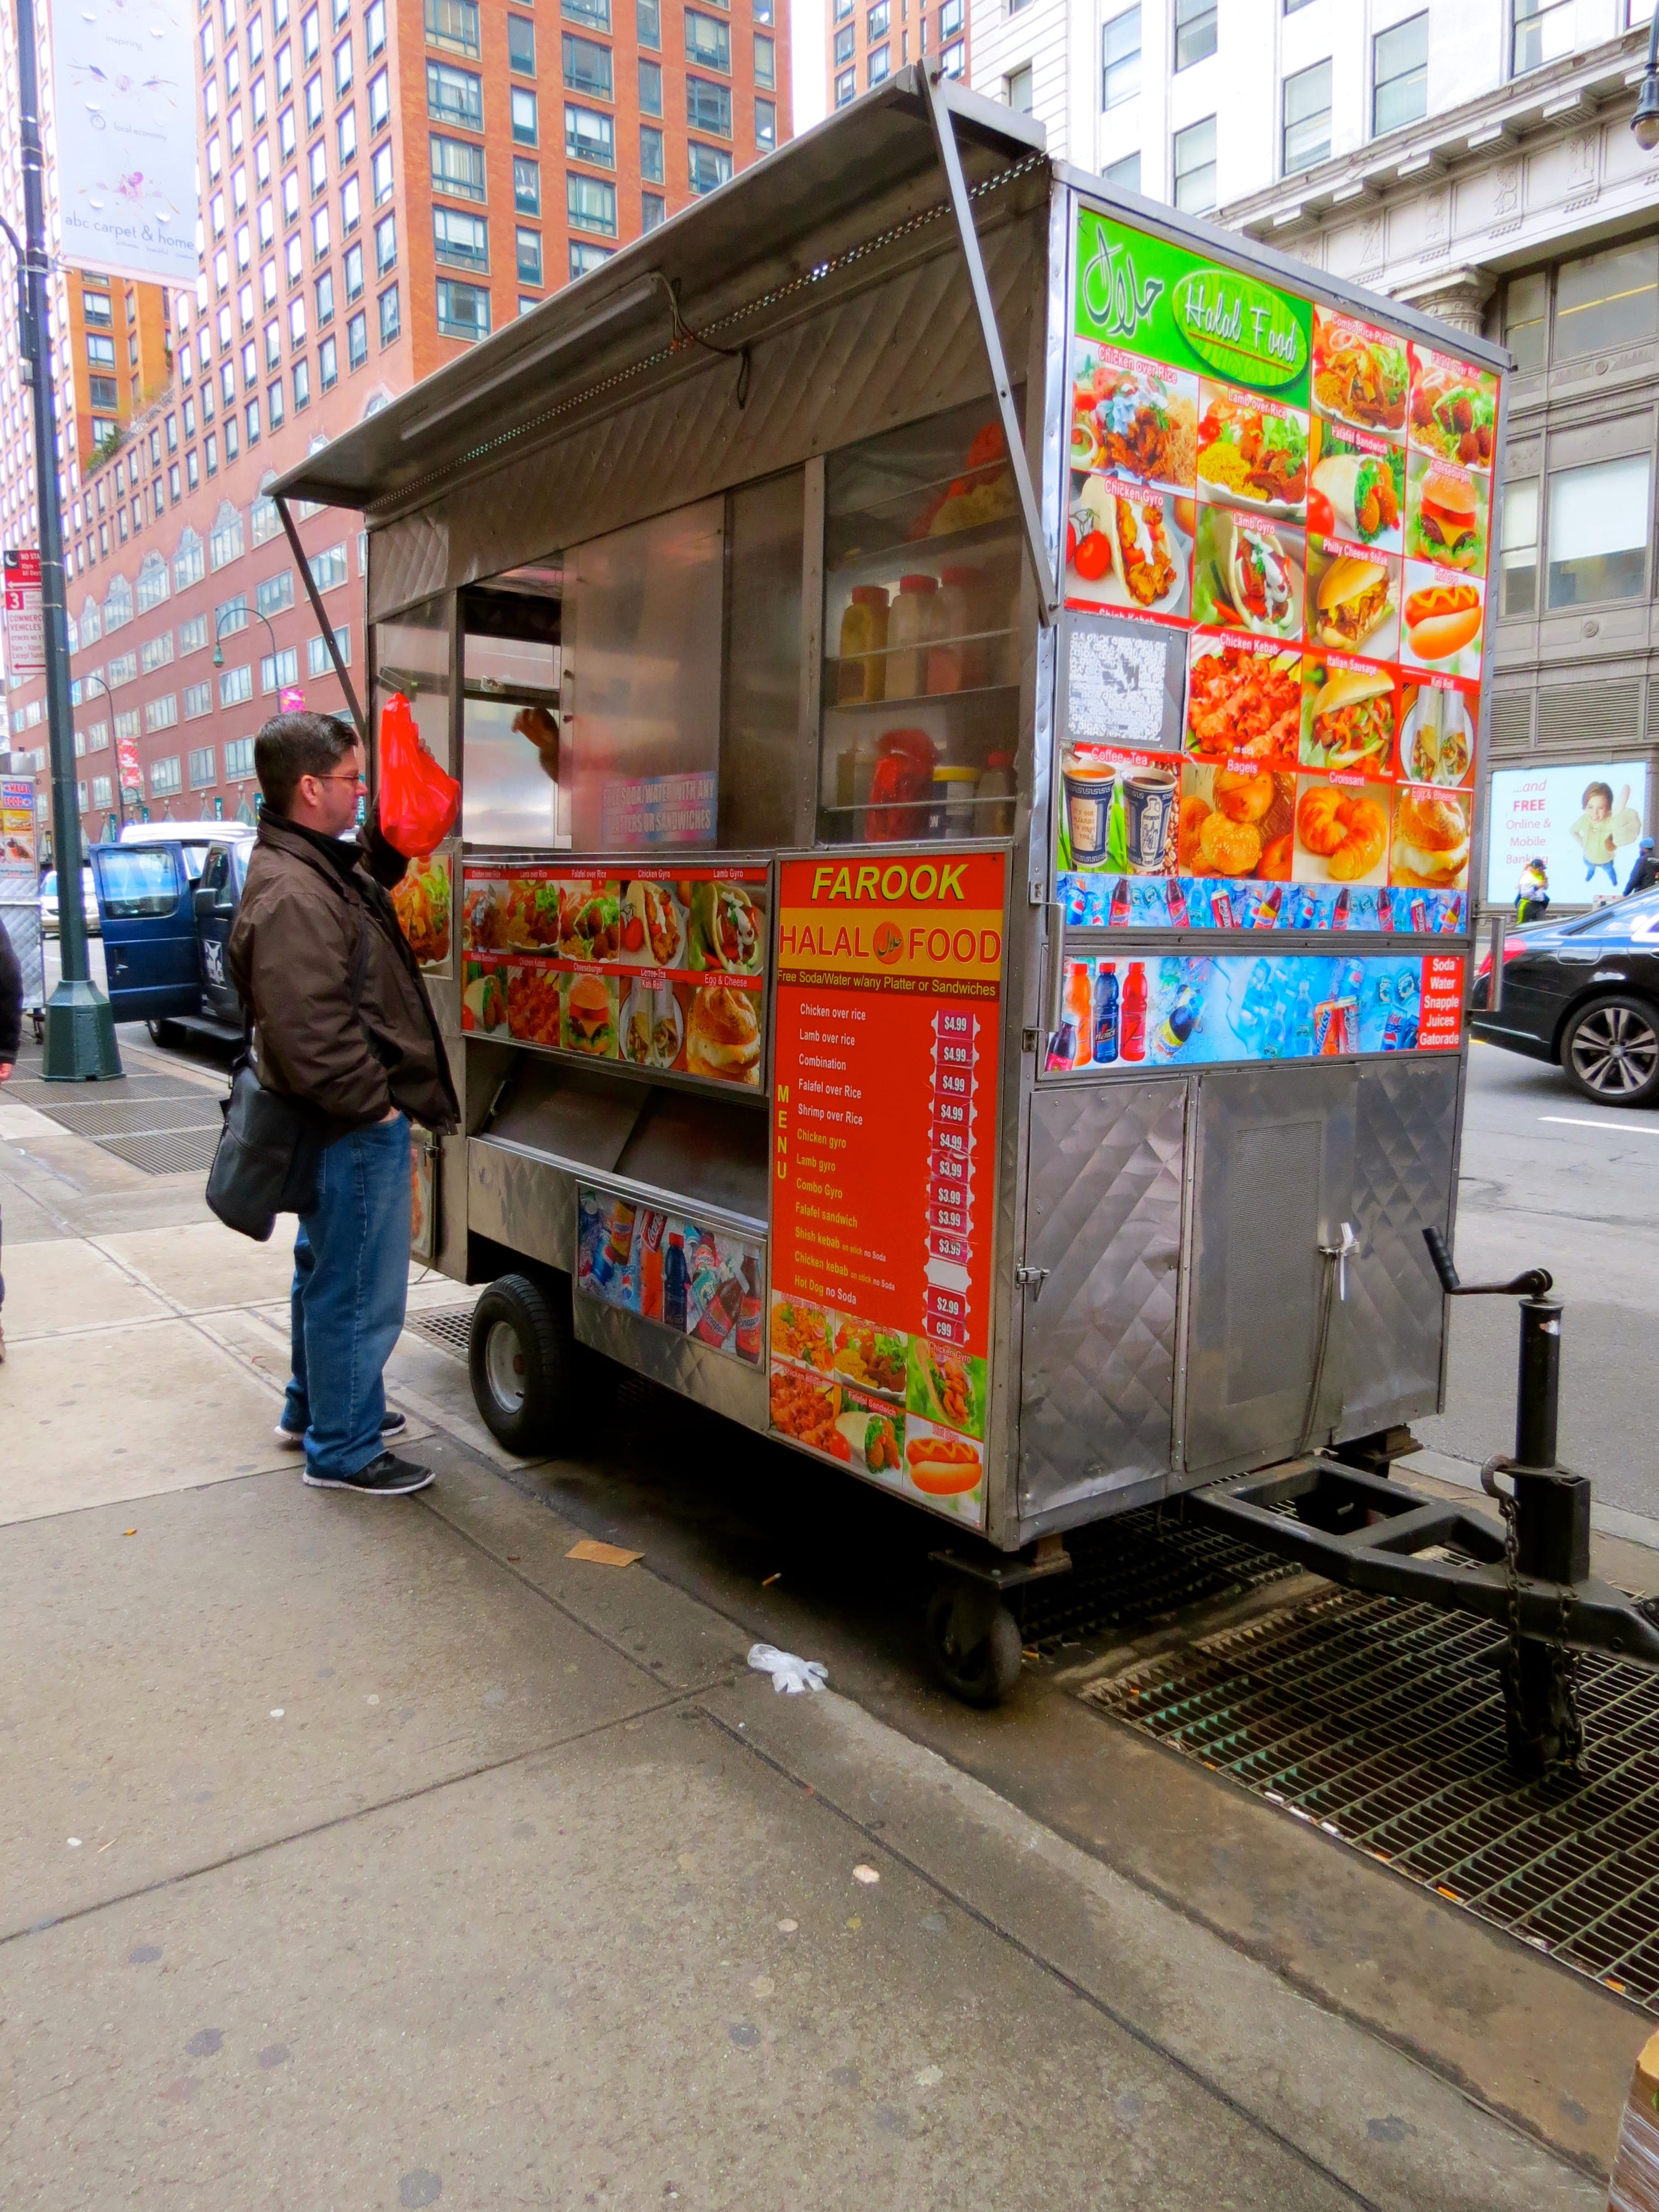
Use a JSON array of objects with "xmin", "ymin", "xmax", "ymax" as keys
[
  {"xmin": 4, "ymin": 0, "xmax": 791, "ymax": 846},
  {"xmin": 827, "ymin": 0, "xmax": 962, "ymax": 114}
]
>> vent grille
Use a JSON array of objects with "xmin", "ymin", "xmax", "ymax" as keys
[
  {"xmin": 1488, "ymin": 691, "xmax": 1532, "ymax": 752},
  {"xmin": 1537, "ymin": 680, "xmax": 1642, "ymax": 751}
]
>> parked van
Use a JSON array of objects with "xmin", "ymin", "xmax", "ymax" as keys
[{"xmin": 92, "ymin": 823, "xmax": 254, "ymax": 1042}]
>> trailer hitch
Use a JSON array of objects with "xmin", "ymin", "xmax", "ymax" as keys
[{"xmin": 1190, "ymin": 1227, "xmax": 1659, "ymax": 1777}]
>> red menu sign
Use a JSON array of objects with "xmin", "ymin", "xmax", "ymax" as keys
[{"xmin": 769, "ymin": 851, "xmax": 1006, "ymax": 1530}]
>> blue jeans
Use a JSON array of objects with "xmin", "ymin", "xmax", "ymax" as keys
[{"xmin": 281, "ymin": 1114, "xmax": 411, "ymax": 1478}]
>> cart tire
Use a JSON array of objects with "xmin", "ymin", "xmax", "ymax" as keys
[
  {"xmin": 468, "ymin": 1271, "xmax": 585, "ymax": 1455},
  {"xmin": 925, "ymin": 1583, "xmax": 1023, "ymax": 1708}
]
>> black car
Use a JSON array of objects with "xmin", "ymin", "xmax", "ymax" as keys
[{"xmin": 1470, "ymin": 890, "xmax": 1659, "ymax": 1106}]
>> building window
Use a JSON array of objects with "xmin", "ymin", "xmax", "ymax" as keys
[
  {"xmin": 1173, "ymin": 114, "xmax": 1215, "ymax": 212},
  {"xmin": 375, "ymin": 209, "xmax": 398, "ymax": 271},
  {"xmin": 507, "ymin": 159, "xmax": 538, "ymax": 216},
  {"xmin": 225, "ymin": 735, "xmax": 257, "ymax": 780},
  {"xmin": 565, "ymin": 0, "xmax": 612, "ymax": 23},
  {"xmin": 347, "ymin": 309, "xmax": 368, "ymax": 368},
  {"xmin": 269, "ymin": 378, "xmax": 286, "ymax": 428},
  {"xmin": 426, "ymin": 59, "xmax": 483, "ymax": 127},
  {"xmin": 688, "ymin": 140, "xmax": 733, "ymax": 192},
  {"xmin": 379, "ymin": 284, "xmax": 400, "ymax": 342},
  {"xmin": 567, "ymin": 173, "xmax": 618, "ymax": 233},
  {"xmin": 435, "ymin": 277, "xmax": 491, "ymax": 340},
  {"xmin": 424, "ymin": 0, "xmax": 479, "ymax": 55},
  {"xmin": 754, "ymin": 31, "xmax": 774, "ymax": 86},
  {"xmin": 515, "ymin": 227, "xmax": 543, "ymax": 284},
  {"xmin": 756, "ymin": 97, "xmax": 775, "ymax": 148},
  {"xmin": 293, "ymin": 356, "xmax": 311, "ymax": 409},
  {"xmin": 316, "ymin": 268, "xmax": 335, "ymax": 323},
  {"xmin": 1004, "ymin": 64, "xmax": 1032, "ymax": 112},
  {"xmin": 508, "ymin": 14, "xmax": 536, "ymax": 71},
  {"xmin": 1104, "ymin": 150, "xmax": 1141, "ymax": 192},
  {"xmin": 209, "ymin": 503, "xmax": 246, "ymax": 568},
  {"xmin": 1555, "ymin": 241, "xmax": 1659, "ymax": 362},
  {"xmin": 1504, "ymin": 272, "xmax": 1547, "ymax": 372},
  {"xmin": 630, "ymin": 125, "xmax": 661, "ymax": 184},
  {"xmin": 92, "ymin": 775, "xmax": 113, "ymax": 809},
  {"xmin": 306, "ymin": 625, "xmax": 351, "ymax": 675},
  {"xmin": 149, "ymin": 755, "xmax": 183, "ymax": 796},
  {"xmin": 639, "ymin": 56, "xmax": 663, "ymax": 113},
  {"xmin": 312, "ymin": 544, "xmax": 349, "ymax": 590},
  {"xmin": 1373, "ymin": 12, "xmax": 1427, "ymax": 136},
  {"xmin": 641, "ymin": 190, "xmax": 665, "ymax": 231},
  {"xmin": 218, "ymin": 664, "xmax": 253, "ymax": 707},
  {"xmin": 341, "ymin": 175, "xmax": 362, "ymax": 233},
  {"xmin": 366, "ymin": 0, "xmax": 385, "ymax": 55},
  {"xmin": 685, "ymin": 9, "xmax": 730, "ymax": 69},
  {"xmin": 1547, "ymin": 455, "xmax": 1651, "ymax": 609},
  {"xmin": 145, "ymin": 695, "xmax": 180, "ymax": 732},
  {"xmin": 434, "ymin": 206, "xmax": 489, "ymax": 269},
  {"xmin": 1103, "ymin": 5, "xmax": 1139, "ymax": 108},
  {"xmin": 319, "ymin": 332, "xmax": 338, "ymax": 387},
  {"xmin": 344, "ymin": 241, "xmax": 364, "ymax": 301},
  {"xmin": 570, "ymin": 239, "xmax": 613, "ymax": 278},
  {"xmin": 562, "ymin": 32, "xmax": 613, "ymax": 97},
  {"xmin": 372, "ymin": 143, "xmax": 394, "ymax": 205},
  {"xmin": 431, "ymin": 133, "xmax": 487, "ymax": 200},
  {"xmin": 189, "ymin": 745, "xmax": 217, "ymax": 789},
  {"xmin": 833, "ymin": 22, "xmax": 853, "ymax": 62},
  {"xmin": 1174, "ymin": 0, "xmax": 1215, "ymax": 69},
  {"xmin": 511, "ymin": 86, "xmax": 539, "ymax": 142},
  {"xmin": 260, "ymin": 645, "xmax": 301, "ymax": 691},
  {"xmin": 1283, "ymin": 58, "xmax": 1331, "ymax": 173},
  {"xmin": 333, "ymin": 33, "xmax": 352, "ymax": 96},
  {"xmin": 834, "ymin": 65, "xmax": 855, "ymax": 105},
  {"xmin": 687, "ymin": 75, "xmax": 732, "ymax": 134},
  {"xmin": 1512, "ymin": 0, "xmax": 1573, "ymax": 77},
  {"xmin": 566, "ymin": 103, "xmax": 615, "ymax": 164},
  {"xmin": 864, "ymin": 0, "xmax": 886, "ymax": 29},
  {"xmin": 1500, "ymin": 477, "xmax": 1538, "ymax": 619},
  {"xmin": 368, "ymin": 65, "xmax": 390, "ymax": 131},
  {"xmin": 867, "ymin": 41, "xmax": 889, "ymax": 84},
  {"xmin": 306, "ymin": 71, "xmax": 324, "ymax": 130}
]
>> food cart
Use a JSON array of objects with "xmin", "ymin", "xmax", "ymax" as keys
[{"xmin": 270, "ymin": 67, "xmax": 1645, "ymax": 1724}]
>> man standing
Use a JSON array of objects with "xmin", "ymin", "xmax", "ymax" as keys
[
  {"xmin": 229, "ymin": 711, "xmax": 458, "ymax": 1495},
  {"xmin": 1626, "ymin": 837, "xmax": 1659, "ymax": 899}
]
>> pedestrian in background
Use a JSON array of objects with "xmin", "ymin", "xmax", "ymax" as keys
[
  {"xmin": 1514, "ymin": 858, "xmax": 1551, "ymax": 926},
  {"xmin": 1625, "ymin": 837, "xmax": 1659, "ymax": 898},
  {"xmin": 228, "ymin": 711, "xmax": 458, "ymax": 1495},
  {"xmin": 0, "ymin": 916, "xmax": 20, "ymax": 1363}
]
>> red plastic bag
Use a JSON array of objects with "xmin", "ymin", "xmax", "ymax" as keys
[{"xmin": 378, "ymin": 691, "xmax": 460, "ymax": 858}]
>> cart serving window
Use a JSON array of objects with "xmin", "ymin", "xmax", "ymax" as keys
[{"xmin": 266, "ymin": 65, "xmax": 1524, "ymax": 1708}]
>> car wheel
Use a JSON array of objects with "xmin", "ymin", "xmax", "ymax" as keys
[
  {"xmin": 1562, "ymin": 995, "xmax": 1659, "ymax": 1108},
  {"xmin": 146, "ymin": 1019, "xmax": 182, "ymax": 1047}
]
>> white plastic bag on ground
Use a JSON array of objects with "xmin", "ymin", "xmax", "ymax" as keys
[{"xmin": 748, "ymin": 1643, "xmax": 828, "ymax": 1694}]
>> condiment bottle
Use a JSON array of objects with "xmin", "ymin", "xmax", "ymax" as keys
[
  {"xmin": 929, "ymin": 765, "xmax": 978, "ymax": 839},
  {"xmin": 976, "ymin": 750, "xmax": 1014, "ymax": 835},
  {"xmin": 927, "ymin": 567, "xmax": 976, "ymax": 694},
  {"xmin": 886, "ymin": 573, "xmax": 937, "ymax": 699},
  {"xmin": 837, "ymin": 585, "xmax": 889, "ymax": 704}
]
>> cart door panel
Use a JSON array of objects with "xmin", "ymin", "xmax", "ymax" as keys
[
  {"xmin": 1340, "ymin": 1053, "xmax": 1458, "ymax": 1435},
  {"xmin": 1018, "ymin": 1079, "xmax": 1187, "ymax": 1519},
  {"xmin": 1182, "ymin": 1064, "xmax": 1355, "ymax": 1475}
]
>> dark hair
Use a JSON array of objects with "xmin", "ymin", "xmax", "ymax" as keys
[
  {"xmin": 254, "ymin": 710, "xmax": 356, "ymax": 814},
  {"xmin": 1582, "ymin": 780, "xmax": 1614, "ymax": 810}
]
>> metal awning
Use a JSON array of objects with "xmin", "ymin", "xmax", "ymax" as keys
[{"xmin": 271, "ymin": 67, "xmax": 1046, "ymax": 518}]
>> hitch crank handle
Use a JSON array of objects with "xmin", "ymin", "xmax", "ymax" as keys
[{"xmin": 1423, "ymin": 1227, "xmax": 1562, "ymax": 1473}]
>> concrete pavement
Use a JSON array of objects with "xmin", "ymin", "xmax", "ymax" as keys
[{"xmin": 0, "ymin": 1035, "xmax": 1634, "ymax": 2207}]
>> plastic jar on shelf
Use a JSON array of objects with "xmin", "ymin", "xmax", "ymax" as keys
[
  {"xmin": 926, "ymin": 566, "xmax": 977, "ymax": 695},
  {"xmin": 885, "ymin": 573, "xmax": 937, "ymax": 700},
  {"xmin": 927, "ymin": 764, "xmax": 980, "ymax": 838},
  {"xmin": 976, "ymin": 750, "xmax": 1015, "ymax": 835},
  {"xmin": 837, "ymin": 585, "xmax": 889, "ymax": 704}
]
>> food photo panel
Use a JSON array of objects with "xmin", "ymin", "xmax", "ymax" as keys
[
  {"xmin": 1184, "ymin": 633, "xmax": 1302, "ymax": 770},
  {"xmin": 1400, "ymin": 562, "xmax": 1485, "ymax": 681},
  {"xmin": 1306, "ymin": 421, "xmax": 1405, "ymax": 554},
  {"xmin": 1179, "ymin": 763, "xmax": 1296, "ymax": 885},
  {"xmin": 1398, "ymin": 677, "xmax": 1478, "ymax": 790},
  {"xmin": 1070, "ymin": 342, "xmax": 1199, "ymax": 493},
  {"xmin": 1066, "ymin": 474, "xmax": 1193, "ymax": 620},
  {"xmin": 1300, "ymin": 654, "xmax": 1399, "ymax": 780},
  {"xmin": 1405, "ymin": 455, "xmax": 1489, "ymax": 576},
  {"xmin": 1191, "ymin": 505, "xmax": 1305, "ymax": 640},
  {"xmin": 1194, "ymin": 382, "xmax": 1309, "ymax": 519},
  {"xmin": 1303, "ymin": 536, "xmax": 1400, "ymax": 661},
  {"xmin": 1407, "ymin": 345, "xmax": 1498, "ymax": 473},
  {"xmin": 1292, "ymin": 776, "xmax": 1392, "ymax": 889},
  {"xmin": 1311, "ymin": 308, "xmax": 1410, "ymax": 439}
]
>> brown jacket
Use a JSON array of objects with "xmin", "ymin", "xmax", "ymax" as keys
[{"xmin": 228, "ymin": 815, "xmax": 460, "ymax": 1140}]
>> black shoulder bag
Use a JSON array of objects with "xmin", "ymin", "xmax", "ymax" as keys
[{"xmin": 206, "ymin": 911, "xmax": 369, "ymax": 1242}]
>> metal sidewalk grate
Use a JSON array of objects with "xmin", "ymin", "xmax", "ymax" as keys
[
  {"xmin": 4, "ymin": 1049, "xmax": 224, "ymax": 1177},
  {"xmin": 1020, "ymin": 1508, "xmax": 1302, "ymax": 1651},
  {"xmin": 33, "ymin": 1095, "xmax": 226, "ymax": 1138},
  {"xmin": 96, "ymin": 1128, "xmax": 223, "ymax": 1175},
  {"xmin": 1087, "ymin": 1586, "xmax": 1659, "ymax": 2012},
  {"xmin": 408, "ymin": 1303, "xmax": 476, "ymax": 1358}
]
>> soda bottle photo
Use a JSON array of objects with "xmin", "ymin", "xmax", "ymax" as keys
[
  {"xmin": 664, "ymin": 1230, "xmax": 688, "ymax": 1332},
  {"xmin": 1092, "ymin": 961, "xmax": 1120, "ymax": 1065},
  {"xmin": 1120, "ymin": 962, "xmax": 1147, "ymax": 1060}
]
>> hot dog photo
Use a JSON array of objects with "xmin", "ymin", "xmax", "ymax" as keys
[{"xmin": 1400, "ymin": 564, "xmax": 1484, "ymax": 680}]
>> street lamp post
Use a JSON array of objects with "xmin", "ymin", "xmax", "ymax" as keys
[
  {"xmin": 80, "ymin": 671, "xmax": 129, "ymax": 834},
  {"xmin": 1633, "ymin": 9, "xmax": 1659, "ymax": 152},
  {"xmin": 2, "ymin": 0, "xmax": 119, "ymax": 1077},
  {"xmin": 214, "ymin": 602, "xmax": 283, "ymax": 684}
]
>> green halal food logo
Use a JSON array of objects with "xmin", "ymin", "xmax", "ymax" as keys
[
  {"xmin": 1081, "ymin": 232, "xmax": 1166, "ymax": 343},
  {"xmin": 1171, "ymin": 269, "xmax": 1307, "ymax": 388}
]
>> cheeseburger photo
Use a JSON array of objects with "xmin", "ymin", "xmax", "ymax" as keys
[
  {"xmin": 1312, "ymin": 549, "xmax": 1397, "ymax": 654},
  {"xmin": 564, "ymin": 973, "xmax": 617, "ymax": 1057},
  {"xmin": 686, "ymin": 984, "xmax": 761, "ymax": 1086},
  {"xmin": 1408, "ymin": 461, "xmax": 1485, "ymax": 572},
  {"xmin": 1391, "ymin": 786, "xmax": 1471, "ymax": 890}
]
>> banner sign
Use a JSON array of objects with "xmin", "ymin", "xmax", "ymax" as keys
[
  {"xmin": 1060, "ymin": 200, "xmax": 1498, "ymax": 940},
  {"xmin": 50, "ymin": 0, "xmax": 199, "ymax": 283},
  {"xmin": 3, "ymin": 550, "xmax": 44, "ymax": 679},
  {"xmin": 769, "ymin": 849, "xmax": 1005, "ymax": 1530},
  {"xmin": 117, "ymin": 734, "xmax": 143, "ymax": 794}
]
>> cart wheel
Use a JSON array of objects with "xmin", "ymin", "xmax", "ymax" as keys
[
  {"xmin": 468, "ymin": 1271, "xmax": 587, "ymax": 1455},
  {"xmin": 925, "ymin": 1580, "xmax": 1023, "ymax": 1708}
]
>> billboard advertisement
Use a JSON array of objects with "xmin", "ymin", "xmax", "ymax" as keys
[
  {"xmin": 1060, "ymin": 204, "xmax": 1497, "ymax": 939},
  {"xmin": 50, "ymin": 0, "xmax": 198, "ymax": 285},
  {"xmin": 1485, "ymin": 764, "xmax": 1650, "ymax": 906}
]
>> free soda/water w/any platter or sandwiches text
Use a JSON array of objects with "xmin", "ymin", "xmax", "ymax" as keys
[{"xmin": 1062, "ymin": 206, "xmax": 1495, "ymax": 952}]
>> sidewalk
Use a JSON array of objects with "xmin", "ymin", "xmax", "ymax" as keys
[{"xmin": 0, "ymin": 1052, "xmax": 1615, "ymax": 2208}]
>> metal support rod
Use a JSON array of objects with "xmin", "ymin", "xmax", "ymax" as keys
[
  {"xmin": 922, "ymin": 69, "xmax": 1060, "ymax": 626},
  {"xmin": 1515, "ymin": 1296, "xmax": 1562, "ymax": 1472},
  {"xmin": 9, "ymin": 0, "xmax": 119, "ymax": 1076},
  {"xmin": 80, "ymin": 671, "xmax": 127, "ymax": 833},
  {"xmin": 271, "ymin": 492, "xmax": 368, "ymax": 740}
]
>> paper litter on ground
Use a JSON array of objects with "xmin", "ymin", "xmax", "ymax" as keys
[{"xmin": 566, "ymin": 1540, "xmax": 643, "ymax": 1568}]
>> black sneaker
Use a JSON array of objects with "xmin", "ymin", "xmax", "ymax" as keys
[
  {"xmin": 304, "ymin": 1451, "xmax": 435, "ymax": 1496},
  {"xmin": 276, "ymin": 1408, "xmax": 406, "ymax": 1450}
]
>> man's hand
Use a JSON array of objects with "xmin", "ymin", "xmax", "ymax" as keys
[
  {"xmin": 0, "ymin": 1062, "xmax": 12, "ymax": 1083},
  {"xmin": 381, "ymin": 1104, "xmax": 401, "ymax": 1121}
]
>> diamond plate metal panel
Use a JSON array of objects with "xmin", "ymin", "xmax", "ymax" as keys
[
  {"xmin": 369, "ymin": 212, "xmax": 1042, "ymax": 620},
  {"xmin": 1341, "ymin": 1055, "xmax": 1459, "ymax": 1433},
  {"xmin": 1018, "ymin": 1080, "xmax": 1187, "ymax": 1517}
]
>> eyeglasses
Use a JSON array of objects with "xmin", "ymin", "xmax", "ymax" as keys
[{"xmin": 311, "ymin": 768, "xmax": 367, "ymax": 785}]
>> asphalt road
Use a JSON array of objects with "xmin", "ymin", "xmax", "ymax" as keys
[{"xmin": 1416, "ymin": 1039, "xmax": 1659, "ymax": 1526}]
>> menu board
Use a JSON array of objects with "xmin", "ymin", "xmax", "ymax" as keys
[
  {"xmin": 770, "ymin": 851, "xmax": 1005, "ymax": 1529},
  {"xmin": 1059, "ymin": 206, "xmax": 1496, "ymax": 938},
  {"xmin": 391, "ymin": 850, "xmax": 453, "ymax": 980},
  {"xmin": 576, "ymin": 1184, "xmax": 763, "ymax": 1368},
  {"xmin": 1047, "ymin": 948, "xmax": 1464, "ymax": 1071},
  {"xmin": 460, "ymin": 862, "xmax": 766, "ymax": 1087}
]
